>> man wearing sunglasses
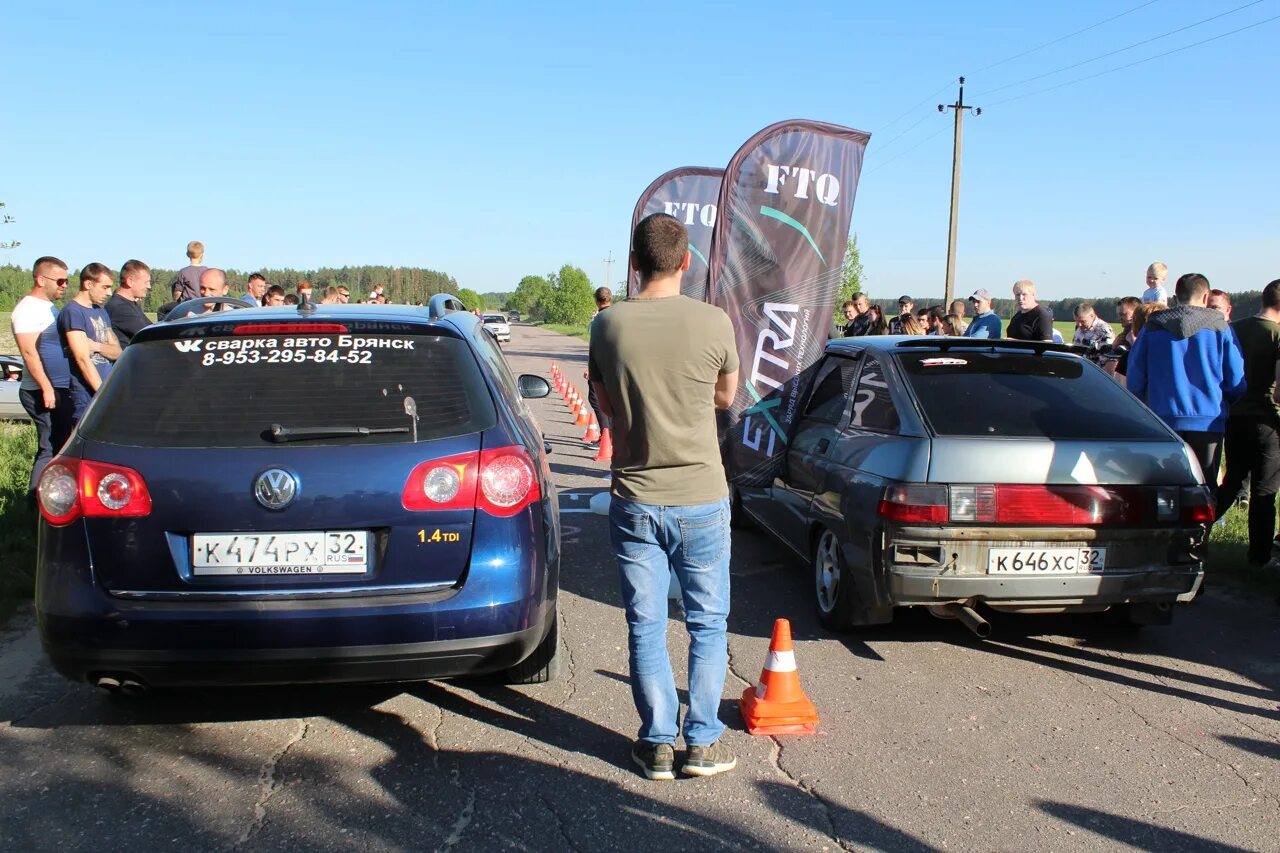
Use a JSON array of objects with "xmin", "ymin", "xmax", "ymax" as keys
[{"xmin": 10, "ymin": 256, "xmax": 75, "ymax": 503}]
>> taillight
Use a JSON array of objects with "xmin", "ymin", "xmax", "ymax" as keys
[
  {"xmin": 402, "ymin": 451, "xmax": 479, "ymax": 511},
  {"xmin": 1180, "ymin": 486, "xmax": 1215, "ymax": 524},
  {"xmin": 994, "ymin": 485, "xmax": 1144, "ymax": 526},
  {"xmin": 949, "ymin": 485, "xmax": 996, "ymax": 522},
  {"xmin": 231, "ymin": 323, "xmax": 349, "ymax": 335},
  {"xmin": 37, "ymin": 458, "xmax": 152, "ymax": 526},
  {"xmin": 401, "ymin": 446, "xmax": 540, "ymax": 517},
  {"xmin": 878, "ymin": 484, "xmax": 948, "ymax": 523},
  {"xmin": 478, "ymin": 447, "xmax": 541, "ymax": 517}
]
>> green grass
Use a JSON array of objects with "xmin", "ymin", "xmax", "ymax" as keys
[
  {"xmin": 1, "ymin": 311, "xmax": 15, "ymax": 355},
  {"xmin": 1052, "ymin": 321, "xmax": 1123, "ymax": 341},
  {"xmin": 535, "ymin": 322, "xmax": 590, "ymax": 343},
  {"xmin": 0, "ymin": 422, "xmax": 36, "ymax": 622},
  {"xmin": 1208, "ymin": 504, "xmax": 1280, "ymax": 597}
]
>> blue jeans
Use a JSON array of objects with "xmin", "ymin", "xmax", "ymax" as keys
[{"xmin": 609, "ymin": 496, "xmax": 731, "ymax": 746}]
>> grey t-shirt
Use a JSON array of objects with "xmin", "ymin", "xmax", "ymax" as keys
[
  {"xmin": 588, "ymin": 296, "xmax": 738, "ymax": 505},
  {"xmin": 175, "ymin": 265, "xmax": 207, "ymax": 301}
]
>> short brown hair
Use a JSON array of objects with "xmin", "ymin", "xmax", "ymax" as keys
[
  {"xmin": 79, "ymin": 262, "xmax": 113, "ymax": 288},
  {"xmin": 248, "ymin": 272, "xmax": 267, "ymax": 284},
  {"xmin": 594, "ymin": 286, "xmax": 612, "ymax": 306},
  {"xmin": 33, "ymin": 256, "xmax": 68, "ymax": 280},
  {"xmin": 186, "ymin": 240, "xmax": 204, "ymax": 259},
  {"xmin": 631, "ymin": 213, "xmax": 688, "ymax": 281},
  {"xmin": 120, "ymin": 259, "xmax": 150, "ymax": 283},
  {"xmin": 1208, "ymin": 289, "xmax": 1230, "ymax": 305},
  {"xmin": 1175, "ymin": 273, "xmax": 1210, "ymax": 304},
  {"xmin": 1117, "ymin": 296, "xmax": 1141, "ymax": 310}
]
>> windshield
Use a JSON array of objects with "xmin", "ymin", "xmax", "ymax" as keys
[
  {"xmin": 80, "ymin": 333, "xmax": 497, "ymax": 447},
  {"xmin": 898, "ymin": 351, "xmax": 1171, "ymax": 440}
]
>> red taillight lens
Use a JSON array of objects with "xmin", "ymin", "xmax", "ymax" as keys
[
  {"xmin": 232, "ymin": 323, "xmax": 349, "ymax": 335},
  {"xmin": 995, "ymin": 485, "xmax": 1143, "ymax": 526},
  {"xmin": 37, "ymin": 458, "xmax": 152, "ymax": 525},
  {"xmin": 478, "ymin": 447, "xmax": 541, "ymax": 517},
  {"xmin": 878, "ymin": 484, "xmax": 948, "ymax": 523},
  {"xmin": 1180, "ymin": 486, "xmax": 1215, "ymax": 524},
  {"xmin": 402, "ymin": 451, "xmax": 479, "ymax": 511},
  {"xmin": 401, "ymin": 446, "xmax": 541, "ymax": 517},
  {"xmin": 37, "ymin": 460, "xmax": 81, "ymax": 526}
]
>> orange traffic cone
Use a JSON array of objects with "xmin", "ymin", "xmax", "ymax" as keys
[
  {"xmin": 740, "ymin": 619, "xmax": 818, "ymax": 736},
  {"xmin": 573, "ymin": 398, "xmax": 589, "ymax": 427},
  {"xmin": 593, "ymin": 427, "xmax": 612, "ymax": 462},
  {"xmin": 582, "ymin": 412, "xmax": 600, "ymax": 442}
]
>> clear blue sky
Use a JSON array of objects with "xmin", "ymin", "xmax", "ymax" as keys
[{"xmin": 3, "ymin": 0, "xmax": 1277, "ymax": 301}]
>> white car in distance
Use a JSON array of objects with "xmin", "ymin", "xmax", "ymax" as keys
[{"xmin": 482, "ymin": 313, "xmax": 512, "ymax": 344}]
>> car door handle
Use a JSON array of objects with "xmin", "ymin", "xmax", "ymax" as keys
[{"xmin": 816, "ymin": 438, "xmax": 830, "ymax": 454}]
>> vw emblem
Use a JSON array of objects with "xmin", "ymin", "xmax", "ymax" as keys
[{"xmin": 255, "ymin": 469, "xmax": 298, "ymax": 510}]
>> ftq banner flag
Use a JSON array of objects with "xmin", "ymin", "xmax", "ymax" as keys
[
  {"xmin": 707, "ymin": 119, "xmax": 870, "ymax": 486},
  {"xmin": 627, "ymin": 167, "xmax": 724, "ymax": 300}
]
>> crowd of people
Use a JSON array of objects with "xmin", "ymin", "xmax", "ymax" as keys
[{"xmin": 8, "ymin": 241, "xmax": 406, "ymax": 507}]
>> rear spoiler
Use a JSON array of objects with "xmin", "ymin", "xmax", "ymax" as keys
[
  {"xmin": 428, "ymin": 293, "xmax": 470, "ymax": 319},
  {"xmin": 894, "ymin": 338, "xmax": 1087, "ymax": 357}
]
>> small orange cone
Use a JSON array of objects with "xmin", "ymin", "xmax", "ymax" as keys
[
  {"xmin": 593, "ymin": 427, "xmax": 612, "ymax": 462},
  {"xmin": 740, "ymin": 619, "xmax": 818, "ymax": 736},
  {"xmin": 573, "ymin": 398, "xmax": 589, "ymax": 427},
  {"xmin": 582, "ymin": 412, "xmax": 600, "ymax": 442}
]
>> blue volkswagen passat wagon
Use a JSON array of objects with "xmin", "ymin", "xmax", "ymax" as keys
[{"xmin": 36, "ymin": 295, "xmax": 560, "ymax": 690}]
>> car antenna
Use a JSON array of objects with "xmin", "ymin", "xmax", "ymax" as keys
[{"xmin": 297, "ymin": 292, "xmax": 317, "ymax": 315}]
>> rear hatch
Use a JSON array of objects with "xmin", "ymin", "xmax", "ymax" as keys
[
  {"xmin": 884, "ymin": 349, "xmax": 1209, "ymax": 573},
  {"xmin": 72, "ymin": 320, "xmax": 498, "ymax": 596}
]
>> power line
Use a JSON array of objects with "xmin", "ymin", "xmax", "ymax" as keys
[
  {"xmin": 970, "ymin": 0, "xmax": 1164, "ymax": 75},
  {"xmin": 865, "ymin": 125, "xmax": 950, "ymax": 174},
  {"xmin": 874, "ymin": 81, "xmax": 956, "ymax": 135},
  {"xmin": 975, "ymin": 0, "xmax": 1266, "ymax": 97},
  {"xmin": 872, "ymin": 112, "xmax": 932, "ymax": 155},
  {"xmin": 986, "ymin": 12, "xmax": 1280, "ymax": 107}
]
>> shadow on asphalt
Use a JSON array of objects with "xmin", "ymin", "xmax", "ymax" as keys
[
  {"xmin": 1217, "ymin": 734, "xmax": 1280, "ymax": 760},
  {"xmin": 1036, "ymin": 801, "xmax": 1256, "ymax": 853}
]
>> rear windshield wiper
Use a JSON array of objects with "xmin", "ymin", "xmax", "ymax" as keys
[{"xmin": 268, "ymin": 423, "xmax": 411, "ymax": 443}]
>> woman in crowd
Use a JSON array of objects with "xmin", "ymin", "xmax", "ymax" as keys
[
  {"xmin": 866, "ymin": 304, "xmax": 888, "ymax": 335},
  {"xmin": 942, "ymin": 314, "xmax": 966, "ymax": 336}
]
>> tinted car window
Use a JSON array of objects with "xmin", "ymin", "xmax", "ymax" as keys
[
  {"xmin": 803, "ymin": 355, "xmax": 860, "ymax": 424},
  {"xmin": 898, "ymin": 351, "xmax": 1170, "ymax": 439},
  {"xmin": 850, "ymin": 356, "xmax": 900, "ymax": 433},
  {"xmin": 472, "ymin": 323, "xmax": 521, "ymax": 408},
  {"xmin": 80, "ymin": 334, "xmax": 497, "ymax": 447}
]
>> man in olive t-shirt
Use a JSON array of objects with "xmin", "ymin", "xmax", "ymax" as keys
[
  {"xmin": 1216, "ymin": 278, "xmax": 1280, "ymax": 566},
  {"xmin": 589, "ymin": 213, "xmax": 739, "ymax": 781}
]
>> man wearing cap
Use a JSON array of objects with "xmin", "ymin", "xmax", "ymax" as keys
[
  {"xmin": 964, "ymin": 289, "xmax": 1002, "ymax": 339},
  {"xmin": 888, "ymin": 295, "xmax": 914, "ymax": 335}
]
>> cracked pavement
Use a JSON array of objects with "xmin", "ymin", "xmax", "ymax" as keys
[{"xmin": 1, "ymin": 323, "xmax": 1278, "ymax": 851}]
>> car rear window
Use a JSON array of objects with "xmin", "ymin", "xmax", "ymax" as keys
[
  {"xmin": 79, "ymin": 333, "xmax": 497, "ymax": 447},
  {"xmin": 897, "ymin": 351, "xmax": 1170, "ymax": 440}
]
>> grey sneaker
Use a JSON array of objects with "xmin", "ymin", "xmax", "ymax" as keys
[
  {"xmin": 631, "ymin": 740, "xmax": 675, "ymax": 781},
  {"xmin": 682, "ymin": 740, "xmax": 737, "ymax": 777}
]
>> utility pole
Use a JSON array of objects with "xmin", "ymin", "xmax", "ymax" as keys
[
  {"xmin": 603, "ymin": 251, "xmax": 614, "ymax": 295},
  {"xmin": 939, "ymin": 77, "xmax": 980, "ymax": 307}
]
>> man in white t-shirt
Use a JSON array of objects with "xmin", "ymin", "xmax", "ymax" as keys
[{"xmin": 11, "ymin": 256, "xmax": 75, "ymax": 500}]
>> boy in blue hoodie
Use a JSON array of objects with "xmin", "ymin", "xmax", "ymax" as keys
[{"xmin": 1126, "ymin": 273, "xmax": 1245, "ymax": 483}]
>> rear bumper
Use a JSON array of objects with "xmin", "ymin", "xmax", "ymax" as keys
[
  {"xmin": 43, "ymin": 622, "xmax": 549, "ymax": 687},
  {"xmin": 882, "ymin": 524, "xmax": 1204, "ymax": 609}
]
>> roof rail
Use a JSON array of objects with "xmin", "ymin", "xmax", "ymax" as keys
[
  {"xmin": 428, "ymin": 293, "xmax": 469, "ymax": 319},
  {"xmin": 894, "ymin": 337, "xmax": 1083, "ymax": 356}
]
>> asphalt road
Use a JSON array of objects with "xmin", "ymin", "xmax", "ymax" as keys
[{"xmin": 1, "ymin": 322, "xmax": 1278, "ymax": 852}]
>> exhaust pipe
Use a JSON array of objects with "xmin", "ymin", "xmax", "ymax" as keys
[
  {"xmin": 95, "ymin": 676, "xmax": 121, "ymax": 692},
  {"xmin": 928, "ymin": 603, "xmax": 992, "ymax": 639},
  {"xmin": 93, "ymin": 674, "xmax": 149, "ymax": 695}
]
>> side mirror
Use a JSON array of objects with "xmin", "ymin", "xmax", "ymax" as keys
[{"xmin": 518, "ymin": 374, "xmax": 552, "ymax": 399}]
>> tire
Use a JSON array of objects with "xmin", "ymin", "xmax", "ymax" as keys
[
  {"xmin": 505, "ymin": 617, "xmax": 561, "ymax": 684},
  {"xmin": 813, "ymin": 528, "xmax": 861, "ymax": 632}
]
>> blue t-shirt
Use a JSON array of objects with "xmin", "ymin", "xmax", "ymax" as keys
[
  {"xmin": 57, "ymin": 300, "xmax": 114, "ymax": 394},
  {"xmin": 965, "ymin": 311, "xmax": 1003, "ymax": 339}
]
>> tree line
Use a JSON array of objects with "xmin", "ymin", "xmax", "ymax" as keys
[{"xmin": 505, "ymin": 265, "xmax": 598, "ymax": 325}]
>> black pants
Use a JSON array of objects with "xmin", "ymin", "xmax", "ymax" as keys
[
  {"xmin": 19, "ymin": 386, "xmax": 75, "ymax": 493},
  {"xmin": 1178, "ymin": 430, "xmax": 1223, "ymax": 487},
  {"xmin": 1215, "ymin": 414, "xmax": 1280, "ymax": 564}
]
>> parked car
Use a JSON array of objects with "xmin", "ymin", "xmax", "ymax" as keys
[
  {"xmin": 36, "ymin": 294, "xmax": 561, "ymax": 690},
  {"xmin": 735, "ymin": 336, "xmax": 1208, "ymax": 636},
  {"xmin": 0, "ymin": 355, "xmax": 28, "ymax": 421},
  {"xmin": 482, "ymin": 312, "xmax": 511, "ymax": 343},
  {"xmin": 508, "ymin": 311, "xmax": 521, "ymax": 322}
]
